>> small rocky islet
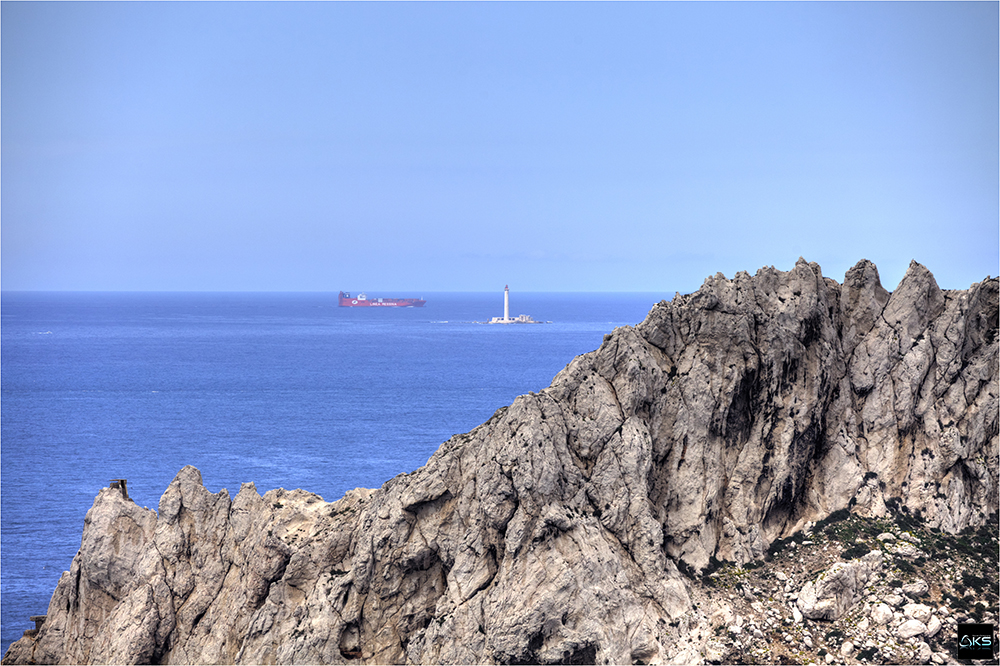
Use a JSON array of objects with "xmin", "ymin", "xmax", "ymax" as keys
[{"xmin": 3, "ymin": 258, "xmax": 997, "ymax": 665}]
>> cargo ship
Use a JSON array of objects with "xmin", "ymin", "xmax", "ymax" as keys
[{"xmin": 338, "ymin": 291, "xmax": 426, "ymax": 307}]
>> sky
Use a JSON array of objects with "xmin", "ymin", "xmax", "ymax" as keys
[{"xmin": 2, "ymin": 2, "xmax": 997, "ymax": 294}]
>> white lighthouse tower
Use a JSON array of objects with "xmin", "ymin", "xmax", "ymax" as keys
[{"xmin": 489, "ymin": 284, "xmax": 540, "ymax": 324}]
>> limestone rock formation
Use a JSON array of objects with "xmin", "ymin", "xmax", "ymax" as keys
[
  {"xmin": 4, "ymin": 259, "xmax": 997, "ymax": 665},
  {"xmin": 796, "ymin": 551, "xmax": 883, "ymax": 620}
]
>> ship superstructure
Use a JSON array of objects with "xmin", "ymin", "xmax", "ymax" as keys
[{"xmin": 338, "ymin": 292, "xmax": 426, "ymax": 307}]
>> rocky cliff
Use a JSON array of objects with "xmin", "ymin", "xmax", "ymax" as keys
[{"xmin": 4, "ymin": 259, "xmax": 997, "ymax": 665}]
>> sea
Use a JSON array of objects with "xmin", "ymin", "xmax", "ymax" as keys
[{"xmin": 0, "ymin": 290, "xmax": 667, "ymax": 656}]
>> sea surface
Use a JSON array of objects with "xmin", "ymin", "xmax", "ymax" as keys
[{"xmin": 0, "ymin": 291, "xmax": 667, "ymax": 655}]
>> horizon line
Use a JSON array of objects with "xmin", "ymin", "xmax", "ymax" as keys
[{"xmin": 1, "ymin": 288, "xmax": 679, "ymax": 295}]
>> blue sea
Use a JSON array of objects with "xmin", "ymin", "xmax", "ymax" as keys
[{"xmin": 0, "ymin": 291, "xmax": 665, "ymax": 655}]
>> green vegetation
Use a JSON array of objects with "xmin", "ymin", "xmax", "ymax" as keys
[
  {"xmin": 841, "ymin": 543, "xmax": 870, "ymax": 559},
  {"xmin": 702, "ymin": 555, "xmax": 725, "ymax": 584},
  {"xmin": 814, "ymin": 508, "xmax": 851, "ymax": 531},
  {"xmin": 699, "ymin": 508, "xmax": 998, "ymax": 665},
  {"xmin": 856, "ymin": 647, "xmax": 878, "ymax": 661},
  {"xmin": 703, "ymin": 557, "xmax": 754, "ymax": 589},
  {"xmin": 824, "ymin": 513, "xmax": 885, "ymax": 548},
  {"xmin": 767, "ymin": 531, "xmax": 806, "ymax": 560},
  {"xmin": 824, "ymin": 629, "xmax": 844, "ymax": 642}
]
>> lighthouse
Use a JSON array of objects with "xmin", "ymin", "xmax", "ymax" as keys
[{"xmin": 488, "ymin": 285, "xmax": 541, "ymax": 324}]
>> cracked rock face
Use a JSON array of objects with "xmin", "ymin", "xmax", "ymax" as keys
[
  {"xmin": 4, "ymin": 259, "xmax": 997, "ymax": 665},
  {"xmin": 796, "ymin": 551, "xmax": 883, "ymax": 620}
]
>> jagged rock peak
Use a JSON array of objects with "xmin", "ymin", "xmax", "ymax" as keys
[{"xmin": 4, "ymin": 260, "xmax": 997, "ymax": 665}]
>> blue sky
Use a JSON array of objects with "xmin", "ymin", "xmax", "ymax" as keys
[{"xmin": 2, "ymin": 2, "xmax": 997, "ymax": 293}]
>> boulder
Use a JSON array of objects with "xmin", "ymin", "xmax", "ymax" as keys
[
  {"xmin": 925, "ymin": 616, "xmax": 942, "ymax": 638},
  {"xmin": 892, "ymin": 543, "xmax": 922, "ymax": 558},
  {"xmin": 885, "ymin": 593, "xmax": 905, "ymax": 607},
  {"xmin": 871, "ymin": 603, "xmax": 894, "ymax": 625},
  {"xmin": 797, "ymin": 551, "xmax": 883, "ymax": 620},
  {"xmin": 904, "ymin": 603, "xmax": 933, "ymax": 624},
  {"xmin": 902, "ymin": 580, "xmax": 929, "ymax": 597},
  {"xmin": 898, "ymin": 619, "xmax": 927, "ymax": 639}
]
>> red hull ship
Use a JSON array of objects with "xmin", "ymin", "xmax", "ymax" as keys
[{"xmin": 338, "ymin": 291, "xmax": 426, "ymax": 307}]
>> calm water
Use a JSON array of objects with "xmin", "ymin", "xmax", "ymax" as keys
[{"xmin": 0, "ymin": 291, "xmax": 666, "ymax": 655}]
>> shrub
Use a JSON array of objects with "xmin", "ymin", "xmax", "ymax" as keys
[
  {"xmin": 816, "ymin": 508, "xmax": 851, "ymax": 531},
  {"xmin": 964, "ymin": 573, "xmax": 990, "ymax": 590},
  {"xmin": 842, "ymin": 543, "xmax": 871, "ymax": 560},
  {"xmin": 767, "ymin": 537, "xmax": 792, "ymax": 560},
  {"xmin": 856, "ymin": 647, "xmax": 878, "ymax": 661},
  {"xmin": 704, "ymin": 555, "xmax": 724, "ymax": 576}
]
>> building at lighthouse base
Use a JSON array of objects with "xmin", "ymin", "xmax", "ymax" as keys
[
  {"xmin": 485, "ymin": 284, "xmax": 547, "ymax": 323},
  {"xmin": 489, "ymin": 313, "xmax": 542, "ymax": 324}
]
